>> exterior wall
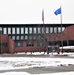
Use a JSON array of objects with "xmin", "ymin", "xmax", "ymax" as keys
[
  {"xmin": 0, "ymin": 34, "xmax": 9, "ymax": 53},
  {"xmin": 0, "ymin": 25, "xmax": 74, "ymax": 54},
  {"xmin": 63, "ymin": 25, "xmax": 74, "ymax": 40},
  {"xmin": 15, "ymin": 41, "xmax": 45, "ymax": 53},
  {"xmin": 8, "ymin": 37, "xmax": 15, "ymax": 54}
]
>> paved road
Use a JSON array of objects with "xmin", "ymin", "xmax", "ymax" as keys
[{"xmin": 0, "ymin": 65, "xmax": 74, "ymax": 74}]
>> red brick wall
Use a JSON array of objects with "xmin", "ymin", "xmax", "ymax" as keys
[
  {"xmin": 15, "ymin": 41, "xmax": 44, "ymax": 53},
  {"xmin": 0, "ymin": 34, "xmax": 9, "ymax": 53},
  {"xmin": 1, "ymin": 25, "xmax": 74, "ymax": 54},
  {"xmin": 63, "ymin": 25, "xmax": 74, "ymax": 40},
  {"xmin": 8, "ymin": 37, "xmax": 15, "ymax": 54}
]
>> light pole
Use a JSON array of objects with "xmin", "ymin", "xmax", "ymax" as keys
[{"xmin": 0, "ymin": 27, "xmax": 2, "ymax": 54}]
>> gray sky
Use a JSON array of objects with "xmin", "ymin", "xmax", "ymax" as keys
[{"xmin": 0, "ymin": 0, "xmax": 74, "ymax": 24}]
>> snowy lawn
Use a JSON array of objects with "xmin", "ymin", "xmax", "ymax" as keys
[
  {"xmin": 0, "ymin": 52, "xmax": 74, "ymax": 75},
  {"xmin": 0, "ymin": 55, "xmax": 74, "ymax": 70},
  {"xmin": 0, "ymin": 72, "xmax": 74, "ymax": 75}
]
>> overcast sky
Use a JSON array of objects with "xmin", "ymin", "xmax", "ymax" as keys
[{"xmin": 0, "ymin": 0, "xmax": 74, "ymax": 24}]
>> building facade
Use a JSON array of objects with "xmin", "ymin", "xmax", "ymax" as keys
[{"xmin": 0, "ymin": 24, "xmax": 74, "ymax": 54}]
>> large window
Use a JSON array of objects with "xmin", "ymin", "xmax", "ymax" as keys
[
  {"xmin": 3, "ymin": 28, "xmax": 7, "ymax": 34},
  {"xmin": 29, "ymin": 27, "xmax": 32, "ymax": 34},
  {"xmin": 42, "ymin": 27, "xmax": 45, "ymax": 34},
  {"xmin": 69, "ymin": 40, "xmax": 74, "ymax": 46},
  {"xmin": 46, "ymin": 27, "xmax": 49, "ymax": 33},
  {"xmin": 25, "ymin": 35, "xmax": 28, "ymax": 40},
  {"xmin": 33, "ymin": 27, "xmax": 37, "ymax": 34},
  {"xmin": 38, "ymin": 27, "xmax": 41, "ymax": 34},
  {"xmin": 33, "ymin": 36, "xmax": 36, "ymax": 40},
  {"xmin": 25, "ymin": 27, "xmax": 28, "ymax": 34},
  {"xmin": 20, "ymin": 36, "xmax": 24, "ymax": 40},
  {"xmin": 58, "ymin": 27, "xmax": 61, "ymax": 33},
  {"xmin": 12, "ymin": 28, "xmax": 15, "ymax": 34},
  {"xmin": 37, "ymin": 42, "xmax": 44, "ymax": 46},
  {"xmin": 15, "ymin": 42, "xmax": 23, "ymax": 47},
  {"xmin": 12, "ymin": 36, "xmax": 15, "ymax": 40},
  {"xmin": 8, "ymin": 28, "xmax": 11, "ymax": 34},
  {"xmin": 50, "ymin": 27, "xmax": 53, "ymax": 33},
  {"xmin": 0, "ymin": 43, "xmax": 8, "ymax": 47},
  {"xmin": 16, "ymin": 36, "xmax": 20, "ymax": 40},
  {"xmin": 62, "ymin": 27, "xmax": 65, "ymax": 32},
  {"xmin": 54, "ymin": 27, "xmax": 57, "ymax": 33},
  {"xmin": 16, "ymin": 28, "xmax": 20, "ymax": 34},
  {"xmin": 58, "ymin": 27, "xmax": 65, "ymax": 33},
  {"xmin": 29, "ymin": 35, "xmax": 32, "ymax": 40},
  {"xmin": 21, "ymin": 28, "xmax": 24, "ymax": 34},
  {"xmin": 26, "ymin": 41, "xmax": 34, "ymax": 46}
]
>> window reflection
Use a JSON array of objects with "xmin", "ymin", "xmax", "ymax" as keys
[
  {"xmin": 8, "ymin": 28, "xmax": 11, "ymax": 34},
  {"xmin": 16, "ymin": 28, "xmax": 20, "ymax": 34},
  {"xmin": 21, "ymin": 28, "xmax": 24, "ymax": 34},
  {"xmin": 33, "ymin": 27, "xmax": 36, "ymax": 34},
  {"xmin": 3, "ymin": 28, "xmax": 7, "ymax": 34},
  {"xmin": 12, "ymin": 28, "xmax": 15, "ymax": 34},
  {"xmin": 29, "ymin": 27, "xmax": 32, "ymax": 34},
  {"xmin": 50, "ymin": 27, "xmax": 53, "ymax": 33},
  {"xmin": 25, "ymin": 27, "xmax": 28, "ymax": 34}
]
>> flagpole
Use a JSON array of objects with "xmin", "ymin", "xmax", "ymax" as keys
[
  {"xmin": 42, "ymin": 9, "xmax": 46, "ymax": 54},
  {"xmin": 60, "ymin": 6, "xmax": 63, "ymax": 54}
]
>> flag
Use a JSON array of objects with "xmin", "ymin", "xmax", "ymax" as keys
[
  {"xmin": 42, "ymin": 9, "xmax": 44, "ymax": 21},
  {"xmin": 54, "ymin": 7, "xmax": 61, "ymax": 15}
]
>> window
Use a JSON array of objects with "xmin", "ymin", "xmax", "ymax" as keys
[
  {"xmin": 26, "ymin": 41, "xmax": 34, "ymax": 46},
  {"xmin": 38, "ymin": 27, "xmax": 41, "ymax": 34},
  {"xmin": 15, "ymin": 42, "xmax": 23, "ymax": 47},
  {"xmin": 54, "ymin": 27, "xmax": 57, "ymax": 33},
  {"xmin": 63, "ymin": 41, "xmax": 67, "ymax": 46},
  {"xmin": 29, "ymin": 35, "xmax": 32, "ymax": 40},
  {"xmin": 20, "ymin": 36, "xmax": 24, "ymax": 40},
  {"xmin": 33, "ymin": 27, "xmax": 37, "ymax": 34},
  {"xmin": 33, "ymin": 36, "xmax": 36, "ymax": 40},
  {"xmin": 25, "ymin": 27, "xmax": 28, "ymax": 34},
  {"xmin": 50, "ymin": 27, "xmax": 53, "ymax": 33},
  {"xmin": 29, "ymin": 27, "xmax": 32, "ymax": 34},
  {"xmin": 3, "ymin": 43, "xmax": 8, "ymax": 47},
  {"xmin": 25, "ymin": 35, "xmax": 28, "ymax": 40},
  {"xmin": 42, "ymin": 27, "xmax": 45, "ymax": 34},
  {"xmin": 69, "ymin": 40, "xmax": 74, "ymax": 46},
  {"xmin": 3, "ymin": 28, "xmax": 7, "ymax": 34},
  {"xmin": 16, "ymin": 36, "xmax": 20, "ymax": 40},
  {"xmin": 12, "ymin": 36, "xmax": 15, "ymax": 40},
  {"xmin": 0, "ymin": 43, "xmax": 8, "ymax": 47},
  {"xmin": 16, "ymin": 28, "xmax": 20, "ymax": 34},
  {"xmin": 46, "ymin": 27, "xmax": 49, "ymax": 33},
  {"xmin": 58, "ymin": 27, "xmax": 61, "ymax": 33},
  {"xmin": 37, "ymin": 42, "xmax": 44, "ymax": 46},
  {"xmin": 21, "ymin": 28, "xmax": 24, "ymax": 34},
  {"xmin": 62, "ymin": 27, "xmax": 65, "ymax": 32},
  {"xmin": 12, "ymin": 28, "xmax": 15, "ymax": 34},
  {"xmin": 8, "ymin": 28, "xmax": 11, "ymax": 34}
]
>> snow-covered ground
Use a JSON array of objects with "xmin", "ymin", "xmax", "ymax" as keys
[
  {"xmin": 0, "ymin": 52, "xmax": 74, "ymax": 75},
  {"xmin": 0, "ymin": 57, "xmax": 74, "ymax": 70},
  {"xmin": 0, "ymin": 72, "xmax": 74, "ymax": 75}
]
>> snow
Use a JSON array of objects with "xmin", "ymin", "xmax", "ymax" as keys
[
  {"xmin": 60, "ymin": 46, "xmax": 74, "ymax": 49},
  {"xmin": 0, "ymin": 57, "xmax": 74, "ymax": 70},
  {"xmin": 0, "ymin": 52, "xmax": 74, "ymax": 75},
  {"xmin": 0, "ymin": 72, "xmax": 74, "ymax": 75},
  {"xmin": 0, "ymin": 52, "xmax": 74, "ymax": 70}
]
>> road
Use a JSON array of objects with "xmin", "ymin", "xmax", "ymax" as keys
[{"xmin": 0, "ymin": 65, "xmax": 74, "ymax": 74}]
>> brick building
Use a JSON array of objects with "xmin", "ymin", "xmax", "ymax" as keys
[{"xmin": 0, "ymin": 24, "xmax": 74, "ymax": 54}]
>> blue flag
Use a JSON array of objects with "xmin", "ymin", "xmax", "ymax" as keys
[{"xmin": 54, "ymin": 7, "xmax": 61, "ymax": 15}]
